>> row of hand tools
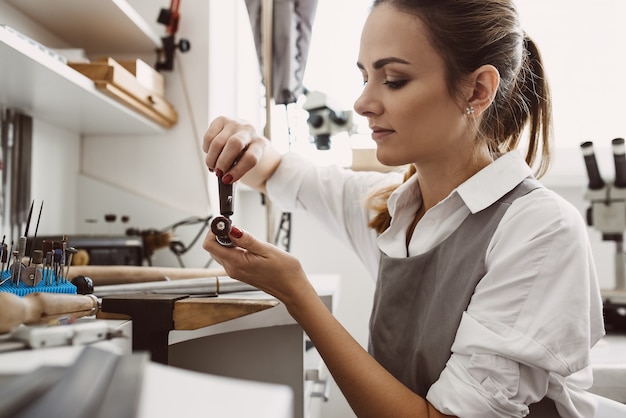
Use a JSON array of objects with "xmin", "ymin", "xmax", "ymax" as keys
[
  {"xmin": 0, "ymin": 236, "xmax": 78, "ymax": 288},
  {"xmin": 0, "ymin": 200, "xmax": 78, "ymax": 291}
]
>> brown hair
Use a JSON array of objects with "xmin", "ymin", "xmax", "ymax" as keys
[{"xmin": 366, "ymin": 0, "xmax": 553, "ymax": 233}]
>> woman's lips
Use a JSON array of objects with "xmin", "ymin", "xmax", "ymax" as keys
[{"xmin": 371, "ymin": 127, "xmax": 394, "ymax": 141}]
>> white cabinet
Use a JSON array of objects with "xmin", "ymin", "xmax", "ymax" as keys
[
  {"xmin": 0, "ymin": 0, "xmax": 164, "ymax": 135},
  {"xmin": 168, "ymin": 275, "xmax": 339, "ymax": 418}
]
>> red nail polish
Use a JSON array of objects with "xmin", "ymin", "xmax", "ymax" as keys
[
  {"xmin": 222, "ymin": 174, "xmax": 233, "ymax": 184},
  {"xmin": 230, "ymin": 226, "xmax": 243, "ymax": 238},
  {"xmin": 215, "ymin": 169, "xmax": 223, "ymax": 178}
]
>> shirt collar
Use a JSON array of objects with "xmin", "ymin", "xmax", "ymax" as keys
[
  {"xmin": 387, "ymin": 171, "xmax": 421, "ymax": 217},
  {"xmin": 387, "ymin": 150, "xmax": 533, "ymax": 216},
  {"xmin": 456, "ymin": 150, "xmax": 533, "ymax": 213}
]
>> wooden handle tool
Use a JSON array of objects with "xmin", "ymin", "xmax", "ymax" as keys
[
  {"xmin": 0, "ymin": 292, "xmax": 99, "ymax": 333},
  {"xmin": 67, "ymin": 265, "xmax": 227, "ymax": 286}
]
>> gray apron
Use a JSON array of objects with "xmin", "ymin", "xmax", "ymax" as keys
[{"xmin": 369, "ymin": 177, "xmax": 560, "ymax": 416}]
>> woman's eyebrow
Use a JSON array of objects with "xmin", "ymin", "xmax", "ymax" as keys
[{"xmin": 356, "ymin": 57, "xmax": 411, "ymax": 70}]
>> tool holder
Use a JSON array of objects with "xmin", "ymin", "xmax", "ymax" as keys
[{"xmin": 0, "ymin": 269, "xmax": 76, "ymax": 296}]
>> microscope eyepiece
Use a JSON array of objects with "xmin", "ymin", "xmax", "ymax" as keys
[
  {"xmin": 580, "ymin": 141, "xmax": 605, "ymax": 190},
  {"xmin": 612, "ymin": 137, "xmax": 626, "ymax": 188}
]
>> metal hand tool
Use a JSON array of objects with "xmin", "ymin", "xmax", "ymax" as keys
[
  {"xmin": 210, "ymin": 176, "xmax": 235, "ymax": 247},
  {"xmin": 21, "ymin": 249, "xmax": 43, "ymax": 287},
  {"xmin": 0, "ymin": 291, "xmax": 99, "ymax": 333}
]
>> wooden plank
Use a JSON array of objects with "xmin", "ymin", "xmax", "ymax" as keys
[
  {"xmin": 118, "ymin": 59, "xmax": 165, "ymax": 97},
  {"xmin": 69, "ymin": 58, "xmax": 177, "ymax": 126},
  {"xmin": 173, "ymin": 298, "xmax": 279, "ymax": 330},
  {"xmin": 94, "ymin": 58, "xmax": 177, "ymax": 121},
  {"xmin": 96, "ymin": 82, "xmax": 174, "ymax": 128},
  {"xmin": 98, "ymin": 297, "xmax": 279, "ymax": 328}
]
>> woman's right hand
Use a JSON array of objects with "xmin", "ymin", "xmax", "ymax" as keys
[{"xmin": 203, "ymin": 116, "xmax": 280, "ymax": 188}]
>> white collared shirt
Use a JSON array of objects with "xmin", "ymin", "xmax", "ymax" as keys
[{"xmin": 266, "ymin": 150, "xmax": 605, "ymax": 417}]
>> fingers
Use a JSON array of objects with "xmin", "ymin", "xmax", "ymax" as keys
[
  {"xmin": 203, "ymin": 226, "xmax": 307, "ymax": 302},
  {"xmin": 202, "ymin": 226, "xmax": 268, "ymax": 283},
  {"xmin": 226, "ymin": 225, "xmax": 275, "ymax": 258},
  {"xmin": 220, "ymin": 140, "xmax": 265, "ymax": 184},
  {"xmin": 202, "ymin": 231, "xmax": 241, "ymax": 275},
  {"xmin": 203, "ymin": 225, "xmax": 268, "ymax": 261},
  {"xmin": 204, "ymin": 117, "xmax": 246, "ymax": 173},
  {"xmin": 203, "ymin": 117, "xmax": 266, "ymax": 183},
  {"xmin": 202, "ymin": 116, "xmax": 226, "ymax": 153}
]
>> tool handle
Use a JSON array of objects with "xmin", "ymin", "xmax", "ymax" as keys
[
  {"xmin": 0, "ymin": 292, "xmax": 99, "ymax": 333},
  {"xmin": 67, "ymin": 265, "xmax": 227, "ymax": 286},
  {"xmin": 218, "ymin": 177, "xmax": 234, "ymax": 217}
]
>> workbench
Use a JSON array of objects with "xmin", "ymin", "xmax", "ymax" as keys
[{"xmin": 0, "ymin": 274, "xmax": 339, "ymax": 418}]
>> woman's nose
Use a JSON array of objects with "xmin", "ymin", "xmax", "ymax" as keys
[{"xmin": 353, "ymin": 86, "xmax": 379, "ymax": 117}]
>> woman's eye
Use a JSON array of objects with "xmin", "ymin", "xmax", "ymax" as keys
[{"xmin": 384, "ymin": 80, "xmax": 408, "ymax": 89}]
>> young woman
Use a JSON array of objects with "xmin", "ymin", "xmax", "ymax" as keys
[{"xmin": 202, "ymin": 1, "xmax": 605, "ymax": 416}]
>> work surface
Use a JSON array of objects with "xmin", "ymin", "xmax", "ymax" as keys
[
  {"xmin": 0, "ymin": 274, "xmax": 341, "ymax": 418},
  {"xmin": 0, "ymin": 341, "xmax": 294, "ymax": 418}
]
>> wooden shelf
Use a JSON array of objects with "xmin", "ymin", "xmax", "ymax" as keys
[
  {"xmin": 5, "ymin": 0, "xmax": 161, "ymax": 55},
  {"xmin": 0, "ymin": 25, "xmax": 164, "ymax": 135}
]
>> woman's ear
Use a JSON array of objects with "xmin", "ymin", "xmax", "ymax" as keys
[{"xmin": 466, "ymin": 64, "xmax": 500, "ymax": 116}]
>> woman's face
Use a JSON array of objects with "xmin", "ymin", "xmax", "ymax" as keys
[{"xmin": 354, "ymin": 4, "xmax": 472, "ymax": 168}]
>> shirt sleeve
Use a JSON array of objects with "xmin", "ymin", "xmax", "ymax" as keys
[
  {"xmin": 427, "ymin": 188, "xmax": 605, "ymax": 417},
  {"xmin": 266, "ymin": 152, "xmax": 400, "ymax": 277}
]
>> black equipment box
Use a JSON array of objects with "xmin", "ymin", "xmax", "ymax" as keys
[{"xmin": 28, "ymin": 235, "xmax": 144, "ymax": 266}]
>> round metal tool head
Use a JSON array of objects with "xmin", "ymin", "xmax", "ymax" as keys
[
  {"xmin": 215, "ymin": 235, "xmax": 234, "ymax": 247},
  {"xmin": 210, "ymin": 216, "xmax": 234, "ymax": 247},
  {"xmin": 21, "ymin": 266, "xmax": 43, "ymax": 287}
]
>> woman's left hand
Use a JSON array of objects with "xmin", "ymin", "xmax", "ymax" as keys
[{"xmin": 203, "ymin": 225, "xmax": 310, "ymax": 305}]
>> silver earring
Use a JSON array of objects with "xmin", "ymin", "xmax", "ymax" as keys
[{"xmin": 465, "ymin": 106, "xmax": 475, "ymax": 115}]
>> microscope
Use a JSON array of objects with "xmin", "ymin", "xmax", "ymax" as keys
[
  {"xmin": 581, "ymin": 138, "xmax": 626, "ymax": 330},
  {"xmin": 303, "ymin": 90, "xmax": 353, "ymax": 150}
]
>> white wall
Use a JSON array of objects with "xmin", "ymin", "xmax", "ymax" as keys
[
  {"xmin": 0, "ymin": 2, "xmax": 79, "ymax": 237},
  {"xmin": 79, "ymin": 0, "xmax": 212, "ymax": 221},
  {"xmin": 30, "ymin": 120, "xmax": 80, "ymax": 235},
  {"xmin": 76, "ymin": 0, "xmax": 262, "ymax": 263},
  {"xmin": 0, "ymin": 0, "xmax": 218, "ymax": 264}
]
